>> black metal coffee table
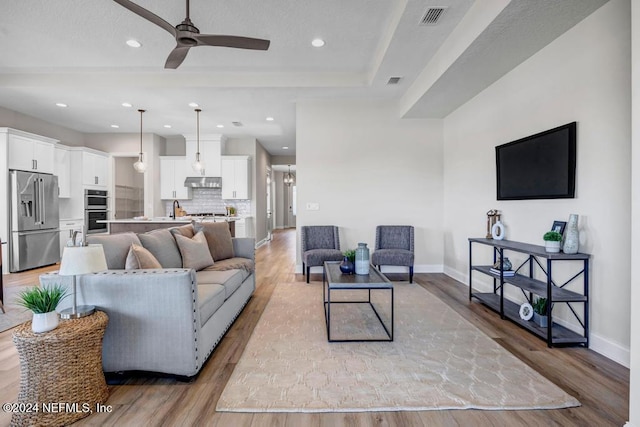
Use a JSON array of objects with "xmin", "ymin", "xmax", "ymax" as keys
[{"xmin": 323, "ymin": 261, "xmax": 394, "ymax": 342}]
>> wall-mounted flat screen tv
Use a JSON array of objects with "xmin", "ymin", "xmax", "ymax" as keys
[{"xmin": 496, "ymin": 122, "xmax": 576, "ymax": 200}]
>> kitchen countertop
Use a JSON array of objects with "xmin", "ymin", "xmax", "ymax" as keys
[{"xmin": 98, "ymin": 216, "xmax": 243, "ymax": 223}]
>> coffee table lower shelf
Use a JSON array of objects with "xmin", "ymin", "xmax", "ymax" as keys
[{"xmin": 472, "ymin": 292, "xmax": 587, "ymax": 346}]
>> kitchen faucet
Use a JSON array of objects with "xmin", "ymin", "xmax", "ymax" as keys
[{"xmin": 171, "ymin": 200, "xmax": 181, "ymax": 219}]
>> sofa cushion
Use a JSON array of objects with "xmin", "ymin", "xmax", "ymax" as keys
[
  {"xmin": 169, "ymin": 223, "xmax": 195, "ymax": 239},
  {"xmin": 138, "ymin": 228, "xmax": 182, "ymax": 268},
  {"xmin": 193, "ymin": 222, "xmax": 234, "ymax": 261},
  {"xmin": 198, "ymin": 284, "xmax": 226, "ymax": 325},
  {"xmin": 87, "ymin": 232, "xmax": 142, "ymax": 270},
  {"xmin": 125, "ymin": 244, "xmax": 162, "ymax": 269},
  {"xmin": 196, "ymin": 269, "xmax": 245, "ymax": 300},
  {"xmin": 174, "ymin": 231, "xmax": 215, "ymax": 271}
]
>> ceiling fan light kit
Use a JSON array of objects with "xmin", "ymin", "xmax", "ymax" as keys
[{"xmin": 112, "ymin": 0, "xmax": 271, "ymax": 69}]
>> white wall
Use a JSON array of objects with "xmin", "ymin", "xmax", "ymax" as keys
[
  {"xmin": 442, "ymin": 0, "xmax": 631, "ymax": 365},
  {"xmin": 0, "ymin": 106, "xmax": 85, "ymax": 146},
  {"xmin": 296, "ymin": 99, "xmax": 444, "ymax": 272},
  {"xmin": 629, "ymin": 0, "xmax": 639, "ymax": 425}
]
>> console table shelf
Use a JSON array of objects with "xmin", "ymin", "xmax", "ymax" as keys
[{"xmin": 469, "ymin": 238, "xmax": 590, "ymax": 347}]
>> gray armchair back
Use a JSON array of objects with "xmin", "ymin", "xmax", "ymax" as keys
[
  {"xmin": 301, "ymin": 226, "xmax": 343, "ymax": 283},
  {"xmin": 371, "ymin": 225, "xmax": 415, "ymax": 282}
]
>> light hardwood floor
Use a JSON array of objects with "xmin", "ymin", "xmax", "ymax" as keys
[{"xmin": 0, "ymin": 229, "xmax": 629, "ymax": 426}]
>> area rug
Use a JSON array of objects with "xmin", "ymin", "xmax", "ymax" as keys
[
  {"xmin": 216, "ymin": 282, "xmax": 580, "ymax": 413},
  {"xmin": 0, "ymin": 286, "xmax": 32, "ymax": 333}
]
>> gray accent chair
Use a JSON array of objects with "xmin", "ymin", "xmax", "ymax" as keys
[
  {"xmin": 301, "ymin": 225, "xmax": 343, "ymax": 283},
  {"xmin": 371, "ymin": 225, "xmax": 415, "ymax": 283}
]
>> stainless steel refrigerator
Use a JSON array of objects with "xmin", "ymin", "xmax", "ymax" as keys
[{"xmin": 9, "ymin": 170, "xmax": 60, "ymax": 272}]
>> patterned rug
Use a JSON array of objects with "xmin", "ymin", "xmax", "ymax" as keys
[{"xmin": 216, "ymin": 282, "xmax": 580, "ymax": 413}]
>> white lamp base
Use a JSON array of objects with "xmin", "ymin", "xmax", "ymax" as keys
[{"xmin": 59, "ymin": 305, "xmax": 95, "ymax": 319}]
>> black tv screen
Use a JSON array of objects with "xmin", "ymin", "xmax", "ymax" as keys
[{"xmin": 496, "ymin": 122, "xmax": 576, "ymax": 200}]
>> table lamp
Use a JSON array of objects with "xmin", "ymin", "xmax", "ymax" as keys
[{"xmin": 58, "ymin": 244, "xmax": 107, "ymax": 319}]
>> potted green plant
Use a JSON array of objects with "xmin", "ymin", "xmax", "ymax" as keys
[
  {"xmin": 16, "ymin": 285, "xmax": 67, "ymax": 333},
  {"xmin": 543, "ymin": 231, "xmax": 562, "ymax": 253},
  {"xmin": 532, "ymin": 297, "xmax": 548, "ymax": 328},
  {"xmin": 339, "ymin": 249, "xmax": 356, "ymax": 274}
]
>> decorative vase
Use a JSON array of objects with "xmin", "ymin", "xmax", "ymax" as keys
[
  {"xmin": 355, "ymin": 243, "xmax": 370, "ymax": 275},
  {"xmin": 339, "ymin": 256, "xmax": 354, "ymax": 274},
  {"xmin": 491, "ymin": 220, "xmax": 505, "ymax": 240},
  {"xmin": 545, "ymin": 241, "xmax": 561, "ymax": 253},
  {"xmin": 562, "ymin": 214, "xmax": 580, "ymax": 254},
  {"xmin": 31, "ymin": 311, "xmax": 59, "ymax": 333},
  {"xmin": 533, "ymin": 312, "xmax": 548, "ymax": 328}
]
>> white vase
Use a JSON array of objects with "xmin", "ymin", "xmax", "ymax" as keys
[
  {"xmin": 491, "ymin": 220, "xmax": 505, "ymax": 240},
  {"xmin": 32, "ymin": 311, "xmax": 59, "ymax": 333},
  {"xmin": 562, "ymin": 214, "xmax": 580, "ymax": 254}
]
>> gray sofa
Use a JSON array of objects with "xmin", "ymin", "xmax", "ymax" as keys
[{"xmin": 40, "ymin": 223, "xmax": 255, "ymax": 378}]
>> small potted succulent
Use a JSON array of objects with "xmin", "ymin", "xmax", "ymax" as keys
[
  {"xmin": 532, "ymin": 297, "xmax": 548, "ymax": 328},
  {"xmin": 340, "ymin": 249, "xmax": 356, "ymax": 274},
  {"xmin": 16, "ymin": 285, "xmax": 67, "ymax": 333},
  {"xmin": 543, "ymin": 231, "xmax": 563, "ymax": 253}
]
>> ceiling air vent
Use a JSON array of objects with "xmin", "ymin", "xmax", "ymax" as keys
[
  {"xmin": 387, "ymin": 77, "xmax": 402, "ymax": 85},
  {"xmin": 420, "ymin": 7, "xmax": 447, "ymax": 26},
  {"xmin": 231, "ymin": 121, "xmax": 243, "ymax": 127}
]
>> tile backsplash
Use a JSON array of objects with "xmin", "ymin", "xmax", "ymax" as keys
[{"xmin": 163, "ymin": 189, "xmax": 251, "ymax": 216}]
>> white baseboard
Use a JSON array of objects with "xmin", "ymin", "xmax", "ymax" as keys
[
  {"xmin": 443, "ymin": 266, "xmax": 630, "ymax": 368},
  {"xmin": 255, "ymin": 238, "xmax": 269, "ymax": 249},
  {"xmin": 624, "ymin": 422, "xmax": 637, "ymax": 427},
  {"xmin": 296, "ymin": 264, "xmax": 444, "ymax": 275}
]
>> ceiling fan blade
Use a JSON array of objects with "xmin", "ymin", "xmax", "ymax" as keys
[
  {"xmin": 165, "ymin": 46, "xmax": 191, "ymax": 69},
  {"xmin": 113, "ymin": 0, "xmax": 176, "ymax": 37},
  {"xmin": 194, "ymin": 34, "xmax": 270, "ymax": 50}
]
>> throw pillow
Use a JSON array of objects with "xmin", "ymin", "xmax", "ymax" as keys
[
  {"xmin": 174, "ymin": 231, "xmax": 215, "ymax": 271},
  {"xmin": 193, "ymin": 221, "xmax": 235, "ymax": 261},
  {"xmin": 125, "ymin": 244, "xmax": 162, "ymax": 269},
  {"xmin": 138, "ymin": 228, "xmax": 183, "ymax": 268},
  {"xmin": 87, "ymin": 232, "xmax": 142, "ymax": 269},
  {"xmin": 169, "ymin": 223, "xmax": 195, "ymax": 239}
]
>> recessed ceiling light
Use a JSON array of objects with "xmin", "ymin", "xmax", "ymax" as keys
[
  {"xmin": 216, "ymin": 124, "xmax": 224, "ymax": 128},
  {"xmin": 188, "ymin": 102, "xmax": 199, "ymax": 108},
  {"xmin": 110, "ymin": 124, "xmax": 120, "ymax": 128},
  {"xmin": 126, "ymin": 39, "xmax": 142, "ymax": 48},
  {"xmin": 311, "ymin": 38, "xmax": 325, "ymax": 47},
  {"xmin": 163, "ymin": 124, "xmax": 172, "ymax": 128},
  {"xmin": 282, "ymin": 146, "xmax": 289, "ymax": 150},
  {"xmin": 122, "ymin": 102, "xmax": 132, "ymax": 108},
  {"xmin": 55, "ymin": 103, "xmax": 68, "ymax": 108},
  {"xmin": 266, "ymin": 116, "xmax": 274, "ymax": 121}
]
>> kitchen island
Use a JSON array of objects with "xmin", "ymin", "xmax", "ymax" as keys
[{"xmin": 100, "ymin": 216, "xmax": 240, "ymax": 236}]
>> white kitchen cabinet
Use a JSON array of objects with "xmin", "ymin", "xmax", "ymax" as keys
[
  {"xmin": 221, "ymin": 156, "xmax": 250, "ymax": 200},
  {"xmin": 160, "ymin": 156, "xmax": 192, "ymax": 200},
  {"xmin": 7, "ymin": 131, "xmax": 56, "ymax": 174},
  {"xmin": 54, "ymin": 145, "xmax": 71, "ymax": 198},
  {"xmin": 184, "ymin": 134, "xmax": 225, "ymax": 177},
  {"xmin": 82, "ymin": 151, "xmax": 109, "ymax": 188}
]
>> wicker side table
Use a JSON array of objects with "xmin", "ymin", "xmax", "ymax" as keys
[{"xmin": 11, "ymin": 311, "xmax": 109, "ymax": 426}]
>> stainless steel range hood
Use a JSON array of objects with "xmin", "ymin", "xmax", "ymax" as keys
[{"xmin": 184, "ymin": 177, "xmax": 222, "ymax": 188}]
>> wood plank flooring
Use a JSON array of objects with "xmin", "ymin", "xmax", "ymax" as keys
[{"xmin": 0, "ymin": 229, "xmax": 629, "ymax": 426}]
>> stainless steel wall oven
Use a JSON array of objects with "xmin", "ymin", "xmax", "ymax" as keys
[{"xmin": 85, "ymin": 189, "xmax": 108, "ymax": 234}]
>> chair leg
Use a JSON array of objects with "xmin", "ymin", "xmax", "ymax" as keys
[
  {"xmin": 409, "ymin": 266, "xmax": 414, "ymax": 283},
  {"xmin": 306, "ymin": 266, "xmax": 310, "ymax": 283},
  {"xmin": 302, "ymin": 262, "xmax": 306, "ymax": 277}
]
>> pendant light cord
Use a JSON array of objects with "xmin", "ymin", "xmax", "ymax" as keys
[
  {"xmin": 195, "ymin": 108, "xmax": 201, "ymax": 159},
  {"xmin": 138, "ymin": 109, "xmax": 145, "ymax": 157}
]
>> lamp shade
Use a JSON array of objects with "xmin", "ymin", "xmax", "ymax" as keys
[{"xmin": 59, "ymin": 245, "xmax": 108, "ymax": 276}]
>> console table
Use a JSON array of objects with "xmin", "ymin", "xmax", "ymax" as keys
[{"xmin": 468, "ymin": 238, "xmax": 589, "ymax": 347}]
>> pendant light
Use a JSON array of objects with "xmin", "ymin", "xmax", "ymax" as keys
[
  {"xmin": 192, "ymin": 108, "xmax": 204, "ymax": 173},
  {"xmin": 133, "ymin": 109, "xmax": 147, "ymax": 173},
  {"xmin": 284, "ymin": 164, "xmax": 295, "ymax": 186}
]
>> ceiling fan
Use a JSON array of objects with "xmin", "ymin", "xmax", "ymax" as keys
[{"xmin": 113, "ymin": 0, "xmax": 270, "ymax": 69}]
